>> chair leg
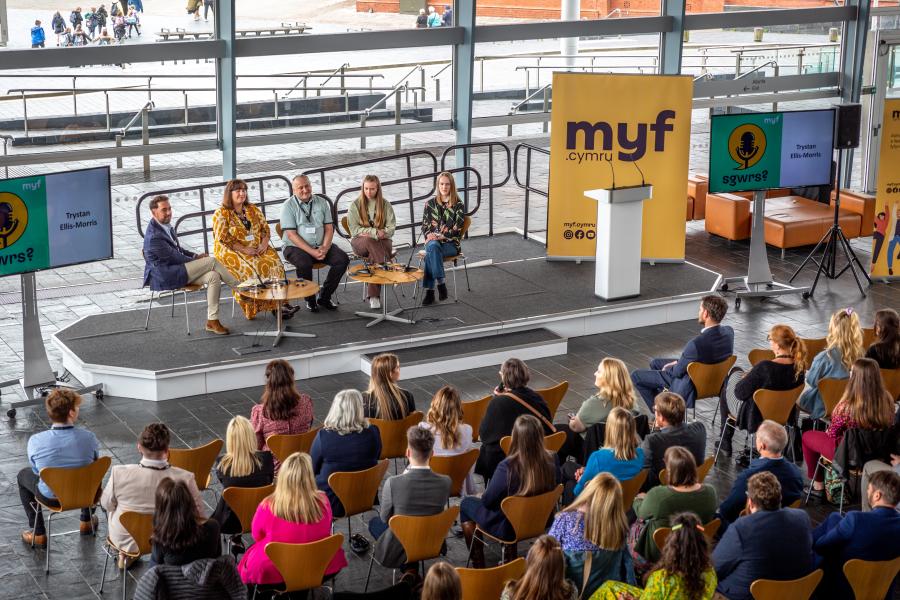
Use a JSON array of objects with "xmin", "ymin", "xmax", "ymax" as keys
[
  {"xmin": 463, "ymin": 257, "xmax": 471, "ymax": 291},
  {"xmin": 806, "ymin": 460, "xmax": 822, "ymax": 505},
  {"xmin": 144, "ymin": 291, "xmax": 155, "ymax": 330},
  {"xmin": 45, "ymin": 512, "xmax": 53, "ymax": 574},
  {"xmin": 251, "ymin": 585, "xmax": 258, "ymax": 600},
  {"xmin": 451, "ymin": 260, "xmax": 458, "ymax": 302},
  {"xmin": 786, "ymin": 426, "xmax": 796, "ymax": 462},
  {"xmin": 182, "ymin": 290, "xmax": 190, "ymax": 335},
  {"xmin": 363, "ymin": 554, "xmax": 375, "ymax": 592},
  {"xmin": 99, "ymin": 544, "xmax": 110, "ymax": 594},
  {"xmin": 170, "ymin": 290, "xmax": 176, "ymax": 317},
  {"xmin": 714, "ymin": 418, "xmax": 735, "ymax": 463},
  {"xmin": 121, "ymin": 561, "xmax": 128, "ymax": 600}
]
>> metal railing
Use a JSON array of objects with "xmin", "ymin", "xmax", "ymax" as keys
[
  {"xmin": 441, "ymin": 142, "xmax": 512, "ymax": 237},
  {"xmin": 116, "ymin": 100, "xmax": 154, "ymax": 176},
  {"xmin": 513, "ymin": 143, "xmax": 550, "ymax": 241},
  {"xmin": 360, "ymin": 65, "xmax": 425, "ymax": 151},
  {"xmin": 509, "ymin": 83, "xmax": 551, "ymax": 137},
  {"xmin": 0, "ymin": 135, "xmax": 12, "ymax": 179}
]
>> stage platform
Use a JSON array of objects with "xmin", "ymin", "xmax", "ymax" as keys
[{"xmin": 53, "ymin": 233, "xmax": 722, "ymax": 401}]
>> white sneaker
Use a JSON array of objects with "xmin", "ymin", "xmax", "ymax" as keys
[{"xmin": 369, "ymin": 297, "xmax": 381, "ymax": 309}]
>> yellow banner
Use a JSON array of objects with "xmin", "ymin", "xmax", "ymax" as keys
[
  {"xmin": 547, "ymin": 73, "xmax": 693, "ymax": 259},
  {"xmin": 871, "ymin": 98, "xmax": 900, "ymax": 278}
]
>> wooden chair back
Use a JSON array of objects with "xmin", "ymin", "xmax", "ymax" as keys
[
  {"xmin": 753, "ymin": 385, "xmax": 805, "ymax": 426},
  {"xmin": 818, "ymin": 378, "xmax": 848, "ymax": 418},
  {"xmin": 653, "ymin": 517, "xmax": 721, "ymax": 551},
  {"xmin": 223, "ymin": 484, "xmax": 276, "ymax": 535},
  {"xmin": 536, "ymin": 381, "xmax": 568, "ymax": 416},
  {"xmin": 660, "ymin": 456, "xmax": 714, "ymax": 486},
  {"xmin": 801, "ymin": 337, "xmax": 827, "ymax": 360},
  {"xmin": 687, "ymin": 355, "xmax": 737, "ymax": 399},
  {"xmin": 456, "ymin": 558, "xmax": 526, "ymax": 600},
  {"xmin": 328, "ymin": 459, "xmax": 390, "ymax": 518},
  {"xmin": 880, "ymin": 368, "xmax": 900, "ymax": 401},
  {"xmin": 843, "ymin": 556, "xmax": 900, "ymax": 600},
  {"xmin": 430, "ymin": 448, "xmax": 479, "ymax": 497},
  {"xmin": 500, "ymin": 484, "xmax": 563, "ymax": 543},
  {"xmin": 619, "ymin": 469, "xmax": 648, "ymax": 510},
  {"xmin": 39, "ymin": 456, "xmax": 111, "ymax": 512},
  {"xmin": 168, "ymin": 439, "xmax": 223, "ymax": 492},
  {"xmin": 750, "ymin": 568, "xmax": 823, "ymax": 600},
  {"xmin": 862, "ymin": 327, "xmax": 876, "ymax": 349},
  {"xmin": 462, "ymin": 395, "xmax": 491, "ymax": 442},
  {"xmin": 749, "ymin": 349, "xmax": 776, "ymax": 366},
  {"xmin": 389, "ymin": 506, "xmax": 459, "ymax": 563},
  {"xmin": 340, "ymin": 216, "xmax": 351, "ymax": 237},
  {"xmin": 370, "ymin": 412, "xmax": 424, "ymax": 460},
  {"xmin": 265, "ymin": 534, "xmax": 344, "ymax": 593},
  {"xmin": 461, "ymin": 215, "xmax": 472, "ymax": 238},
  {"xmin": 266, "ymin": 427, "xmax": 321, "ymax": 464},
  {"xmin": 118, "ymin": 511, "xmax": 154, "ymax": 557},
  {"xmin": 499, "ymin": 431, "xmax": 566, "ymax": 456}
]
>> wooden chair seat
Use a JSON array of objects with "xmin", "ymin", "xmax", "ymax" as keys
[
  {"xmin": 619, "ymin": 469, "xmax": 649, "ymax": 510},
  {"xmin": 880, "ymin": 368, "xmax": 900, "ymax": 401},
  {"xmin": 264, "ymin": 534, "xmax": 344, "ymax": 594},
  {"xmin": 328, "ymin": 459, "xmax": 390, "ymax": 538},
  {"xmin": 266, "ymin": 427, "xmax": 321, "ymax": 464},
  {"xmin": 223, "ymin": 484, "xmax": 276, "ymax": 535},
  {"xmin": 843, "ymin": 556, "xmax": 900, "ymax": 600},
  {"xmin": 430, "ymin": 448, "xmax": 479, "ymax": 497},
  {"xmin": 536, "ymin": 381, "xmax": 568, "ymax": 416},
  {"xmin": 499, "ymin": 430, "xmax": 566, "ymax": 455},
  {"xmin": 801, "ymin": 337, "xmax": 827, "ymax": 360},
  {"xmin": 462, "ymin": 395, "xmax": 491, "ymax": 443},
  {"xmin": 456, "ymin": 558, "xmax": 526, "ymax": 600},
  {"xmin": 748, "ymin": 348, "xmax": 776, "ymax": 366},
  {"xmin": 168, "ymin": 439, "xmax": 224, "ymax": 493},
  {"xmin": 750, "ymin": 568, "xmax": 823, "ymax": 600},
  {"xmin": 370, "ymin": 411, "xmax": 424, "ymax": 461},
  {"xmin": 817, "ymin": 378, "xmax": 847, "ymax": 419},
  {"xmin": 687, "ymin": 355, "xmax": 737, "ymax": 423}
]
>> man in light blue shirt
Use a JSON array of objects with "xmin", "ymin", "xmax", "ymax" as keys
[{"xmin": 18, "ymin": 389, "xmax": 100, "ymax": 547}]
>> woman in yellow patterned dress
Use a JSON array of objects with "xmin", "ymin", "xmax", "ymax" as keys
[{"xmin": 213, "ymin": 179, "xmax": 288, "ymax": 320}]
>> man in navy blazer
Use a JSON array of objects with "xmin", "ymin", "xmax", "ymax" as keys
[
  {"xmin": 631, "ymin": 295, "xmax": 734, "ymax": 411},
  {"xmin": 713, "ymin": 472, "xmax": 814, "ymax": 600},
  {"xmin": 813, "ymin": 470, "xmax": 900, "ymax": 600},
  {"xmin": 143, "ymin": 195, "xmax": 239, "ymax": 334}
]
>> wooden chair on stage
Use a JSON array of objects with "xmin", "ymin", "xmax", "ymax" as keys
[{"xmin": 457, "ymin": 558, "xmax": 526, "ymax": 600}]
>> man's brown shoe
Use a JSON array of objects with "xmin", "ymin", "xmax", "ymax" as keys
[
  {"xmin": 80, "ymin": 515, "xmax": 99, "ymax": 535},
  {"xmin": 22, "ymin": 531, "xmax": 46, "ymax": 547},
  {"xmin": 205, "ymin": 320, "xmax": 230, "ymax": 335}
]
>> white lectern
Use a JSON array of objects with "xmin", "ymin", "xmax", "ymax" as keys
[{"xmin": 584, "ymin": 184, "xmax": 653, "ymax": 300}]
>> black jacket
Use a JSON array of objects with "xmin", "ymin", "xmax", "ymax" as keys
[
  {"xmin": 640, "ymin": 421, "xmax": 706, "ymax": 488},
  {"xmin": 134, "ymin": 556, "xmax": 246, "ymax": 600},
  {"xmin": 211, "ymin": 451, "xmax": 275, "ymax": 534},
  {"xmin": 475, "ymin": 387, "xmax": 553, "ymax": 480}
]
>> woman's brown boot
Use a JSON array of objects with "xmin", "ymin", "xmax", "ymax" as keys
[{"xmin": 462, "ymin": 521, "xmax": 485, "ymax": 568}]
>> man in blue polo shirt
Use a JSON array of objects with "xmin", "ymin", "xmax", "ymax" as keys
[{"xmin": 18, "ymin": 389, "xmax": 100, "ymax": 546}]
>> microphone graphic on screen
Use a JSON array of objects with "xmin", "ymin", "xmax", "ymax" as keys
[
  {"xmin": 735, "ymin": 131, "xmax": 759, "ymax": 169},
  {"xmin": 0, "ymin": 202, "xmax": 19, "ymax": 250}
]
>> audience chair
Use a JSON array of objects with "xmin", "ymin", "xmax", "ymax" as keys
[
  {"xmin": 749, "ymin": 569, "xmax": 823, "ymax": 600},
  {"xmin": 880, "ymin": 368, "xmax": 900, "ymax": 401},
  {"xmin": 462, "ymin": 395, "xmax": 491, "ymax": 443},
  {"xmin": 370, "ymin": 412, "xmax": 424, "ymax": 473},
  {"xmin": 660, "ymin": 456, "xmax": 714, "ymax": 486},
  {"xmin": 456, "ymin": 558, "xmax": 526, "ymax": 600},
  {"xmin": 843, "ymin": 556, "xmax": 900, "ymax": 600},
  {"xmin": 35, "ymin": 456, "xmax": 111, "ymax": 573},
  {"xmin": 862, "ymin": 327, "xmax": 876, "ymax": 349},
  {"xmin": 334, "ymin": 581, "xmax": 413, "ymax": 600},
  {"xmin": 818, "ymin": 378, "xmax": 848, "ymax": 419},
  {"xmin": 687, "ymin": 355, "xmax": 737, "ymax": 424},
  {"xmin": 364, "ymin": 506, "xmax": 459, "ymax": 591},
  {"xmin": 467, "ymin": 484, "xmax": 563, "ymax": 566},
  {"xmin": 801, "ymin": 337, "xmax": 827, "ymax": 360},
  {"xmin": 748, "ymin": 349, "xmax": 775, "ymax": 366},
  {"xmin": 752, "ymin": 385, "xmax": 804, "ymax": 462},
  {"xmin": 266, "ymin": 427, "xmax": 321, "ymax": 465},
  {"xmin": 168, "ymin": 439, "xmax": 224, "ymax": 496},
  {"xmin": 499, "ymin": 431, "xmax": 566, "ymax": 456},
  {"xmin": 536, "ymin": 381, "xmax": 568, "ymax": 417},
  {"xmin": 652, "ymin": 517, "xmax": 721, "ymax": 550},
  {"xmin": 256, "ymin": 533, "xmax": 344, "ymax": 600},
  {"xmin": 328, "ymin": 459, "xmax": 390, "ymax": 539},
  {"xmin": 619, "ymin": 470, "xmax": 649, "ymax": 511},
  {"xmin": 430, "ymin": 448, "xmax": 480, "ymax": 499},
  {"xmin": 414, "ymin": 215, "xmax": 472, "ymax": 301},
  {"xmin": 142, "ymin": 251, "xmax": 206, "ymax": 335},
  {"xmin": 99, "ymin": 511, "xmax": 153, "ymax": 600},
  {"xmin": 222, "ymin": 484, "xmax": 276, "ymax": 554}
]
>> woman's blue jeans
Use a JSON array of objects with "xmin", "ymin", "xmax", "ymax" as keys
[{"xmin": 423, "ymin": 240, "xmax": 458, "ymax": 289}]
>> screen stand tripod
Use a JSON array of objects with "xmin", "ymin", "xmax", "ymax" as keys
[{"xmin": 788, "ymin": 148, "xmax": 871, "ymax": 298}]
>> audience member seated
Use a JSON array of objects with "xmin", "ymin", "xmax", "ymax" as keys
[
  {"xmin": 420, "ymin": 171, "xmax": 467, "ymax": 306},
  {"xmin": 631, "ymin": 446, "xmax": 717, "ymax": 568},
  {"xmin": 500, "ymin": 535, "xmax": 578, "ymax": 600},
  {"xmin": 798, "ymin": 308, "xmax": 864, "ymax": 418},
  {"xmin": 640, "ymin": 392, "xmax": 706, "ymax": 489},
  {"xmin": 238, "ymin": 452, "xmax": 346, "ymax": 587},
  {"xmin": 594, "ymin": 512, "xmax": 717, "ymax": 600},
  {"xmin": 211, "ymin": 416, "xmax": 275, "ymax": 547},
  {"xmin": 802, "ymin": 358, "xmax": 895, "ymax": 498},
  {"xmin": 133, "ymin": 556, "xmax": 247, "ymax": 600},
  {"xmin": 716, "ymin": 420, "xmax": 803, "ymax": 530},
  {"xmin": 212, "ymin": 179, "xmax": 292, "ymax": 321},
  {"xmin": 475, "ymin": 358, "xmax": 555, "ymax": 482},
  {"xmin": 712, "ymin": 472, "xmax": 813, "ymax": 600},
  {"xmin": 362, "ymin": 353, "xmax": 415, "ymax": 419},
  {"xmin": 348, "ymin": 175, "xmax": 397, "ymax": 309},
  {"xmin": 420, "ymin": 385, "xmax": 475, "ymax": 494},
  {"xmin": 862, "ymin": 454, "xmax": 900, "ymax": 511},
  {"xmin": 18, "ymin": 389, "xmax": 99, "ymax": 547},
  {"xmin": 102, "ymin": 423, "xmax": 202, "ymax": 568},
  {"xmin": 813, "ymin": 470, "xmax": 900, "ymax": 600},
  {"xmin": 557, "ymin": 358, "xmax": 651, "ymax": 465},
  {"xmin": 461, "ymin": 415, "xmax": 562, "ymax": 568},
  {"xmin": 250, "ymin": 359, "xmax": 314, "ymax": 470},
  {"xmin": 565, "ymin": 408, "xmax": 644, "ymax": 504},
  {"xmin": 421, "ymin": 562, "xmax": 461, "ymax": 600},
  {"xmin": 143, "ymin": 194, "xmax": 239, "ymax": 335},
  {"xmin": 865, "ymin": 308, "xmax": 900, "ymax": 369},
  {"xmin": 368, "ymin": 426, "xmax": 451, "ymax": 580},
  {"xmin": 718, "ymin": 324, "xmax": 806, "ymax": 460},
  {"xmin": 310, "ymin": 389, "xmax": 382, "ymax": 517},
  {"xmin": 549, "ymin": 473, "xmax": 635, "ymax": 598},
  {"xmin": 631, "ymin": 295, "xmax": 734, "ymax": 412},
  {"xmin": 150, "ymin": 478, "xmax": 221, "ymax": 566}
]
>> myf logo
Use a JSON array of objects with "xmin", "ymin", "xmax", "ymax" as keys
[
  {"xmin": 565, "ymin": 110, "xmax": 676, "ymax": 162},
  {"xmin": 0, "ymin": 192, "xmax": 28, "ymax": 249},
  {"xmin": 728, "ymin": 124, "xmax": 767, "ymax": 170},
  {"xmin": 893, "ymin": 109, "xmax": 900, "ymax": 121}
]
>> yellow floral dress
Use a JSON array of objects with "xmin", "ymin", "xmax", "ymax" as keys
[
  {"xmin": 212, "ymin": 203, "xmax": 285, "ymax": 319},
  {"xmin": 591, "ymin": 569, "xmax": 717, "ymax": 600}
]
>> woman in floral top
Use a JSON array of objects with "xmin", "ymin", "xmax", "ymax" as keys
[
  {"xmin": 801, "ymin": 357, "xmax": 895, "ymax": 496},
  {"xmin": 420, "ymin": 171, "xmax": 466, "ymax": 305},
  {"xmin": 250, "ymin": 360, "xmax": 314, "ymax": 472}
]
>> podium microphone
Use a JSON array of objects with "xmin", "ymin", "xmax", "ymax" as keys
[
  {"xmin": 606, "ymin": 158, "xmax": 616, "ymax": 190},
  {"xmin": 403, "ymin": 224, "xmax": 425, "ymax": 272},
  {"xmin": 630, "ymin": 159, "xmax": 646, "ymax": 187}
]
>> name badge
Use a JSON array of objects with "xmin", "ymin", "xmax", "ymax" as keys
[
  {"xmin": 244, "ymin": 232, "xmax": 254, "ymax": 242},
  {"xmin": 303, "ymin": 226, "xmax": 317, "ymax": 236}
]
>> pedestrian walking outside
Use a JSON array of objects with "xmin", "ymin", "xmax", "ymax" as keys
[
  {"xmin": 415, "ymin": 8, "xmax": 427, "ymax": 27},
  {"xmin": 61, "ymin": 26, "xmax": 75, "ymax": 46},
  {"xmin": 441, "ymin": 4, "xmax": 452, "ymax": 26},
  {"xmin": 96, "ymin": 4, "xmax": 108, "ymax": 29},
  {"xmin": 204, "ymin": 0, "xmax": 215, "ymax": 20},
  {"xmin": 70, "ymin": 7, "xmax": 84, "ymax": 29},
  {"xmin": 51, "ymin": 12, "xmax": 66, "ymax": 44},
  {"xmin": 427, "ymin": 5, "xmax": 441, "ymax": 27},
  {"xmin": 125, "ymin": 6, "xmax": 140, "ymax": 36},
  {"xmin": 72, "ymin": 25, "xmax": 92, "ymax": 45},
  {"xmin": 84, "ymin": 7, "xmax": 98, "ymax": 36},
  {"xmin": 31, "ymin": 20, "xmax": 46, "ymax": 47}
]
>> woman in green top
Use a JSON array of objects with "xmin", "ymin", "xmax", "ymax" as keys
[
  {"xmin": 593, "ymin": 512, "xmax": 717, "ymax": 600},
  {"xmin": 631, "ymin": 446, "xmax": 717, "ymax": 567},
  {"xmin": 348, "ymin": 175, "xmax": 396, "ymax": 309},
  {"xmin": 420, "ymin": 171, "xmax": 466, "ymax": 306}
]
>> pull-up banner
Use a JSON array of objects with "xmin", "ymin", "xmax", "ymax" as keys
[
  {"xmin": 871, "ymin": 98, "xmax": 900, "ymax": 279},
  {"xmin": 547, "ymin": 73, "xmax": 693, "ymax": 260}
]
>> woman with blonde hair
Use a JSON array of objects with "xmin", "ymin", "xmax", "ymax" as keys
[
  {"xmin": 238, "ymin": 452, "xmax": 347, "ymax": 585},
  {"xmin": 422, "ymin": 561, "xmax": 462, "ymax": 600},
  {"xmin": 802, "ymin": 357, "xmax": 894, "ymax": 497},
  {"xmin": 421, "ymin": 385, "xmax": 475, "ymax": 493},
  {"xmin": 348, "ymin": 175, "xmax": 397, "ymax": 309},
  {"xmin": 549, "ymin": 473, "xmax": 635, "ymax": 597},
  {"xmin": 420, "ymin": 171, "xmax": 466, "ymax": 305},
  {"xmin": 362, "ymin": 353, "xmax": 415, "ymax": 419},
  {"xmin": 798, "ymin": 308, "xmax": 864, "ymax": 418},
  {"xmin": 501, "ymin": 535, "xmax": 578, "ymax": 600},
  {"xmin": 569, "ymin": 408, "xmax": 644, "ymax": 501}
]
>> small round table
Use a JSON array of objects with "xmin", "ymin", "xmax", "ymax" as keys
[
  {"xmin": 348, "ymin": 263, "xmax": 423, "ymax": 327},
  {"xmin": 236, "ymin": 279, "xmax": 320, "ymax": 346}
]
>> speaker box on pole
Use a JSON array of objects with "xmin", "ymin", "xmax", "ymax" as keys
[{"xmin": 833, "ymin": 103, "xmax": 861, "ymax": 149}]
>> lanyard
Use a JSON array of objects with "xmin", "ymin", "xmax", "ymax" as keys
[{"xmin": 295, "ymin": 196, "xmax": 314, "ymax": 223}]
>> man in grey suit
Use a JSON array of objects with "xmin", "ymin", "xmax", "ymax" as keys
[{"xmin": 368, "ymin": 426, "xmax": 451, "ymax": 577}]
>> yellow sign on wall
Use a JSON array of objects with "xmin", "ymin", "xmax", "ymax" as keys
[
  {"xmin": 547, "ymin": 73, "xmax": 693, "ymax": 260},
  {"xmin": 871, "ymin": 98, "xmax": 900, "ymax": 278}
]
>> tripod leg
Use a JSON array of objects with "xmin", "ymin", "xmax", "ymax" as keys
[
  {"xmin": 789, "ymin": 230, "xmax": 830, "ymax": 283},
  {"xmin": 838, "ymin": 229, "xmax": 872, "ymax": 285},
  {"xmin": 836, "ymin": 230, "xmax": 867, "ymax": 296},
  {"xmin": 807, "ymin": 232, "xmax": 835, "ymax": 298}
]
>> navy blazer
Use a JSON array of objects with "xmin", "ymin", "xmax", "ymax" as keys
[
  {"xmin": 717, "ymin": 457, "xmax": 804, "ymax": 526},
  {"xmin": 713, "ymin": 507, "xmax": 813, "ymax": 600},
  {"xmin": 668, "ymin": 324, "xmax": 735, "ymax": 407},
  {"xmin": 143, "ymin": 218, "xmax": 197, "ymax": 291},
  {"xmin": 310, "ymin": 426, "xmax": 382, "ymax": 518},
  {"xmin": 813, "ymin": 506, "xmax": 900, "ymax": 600}
]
